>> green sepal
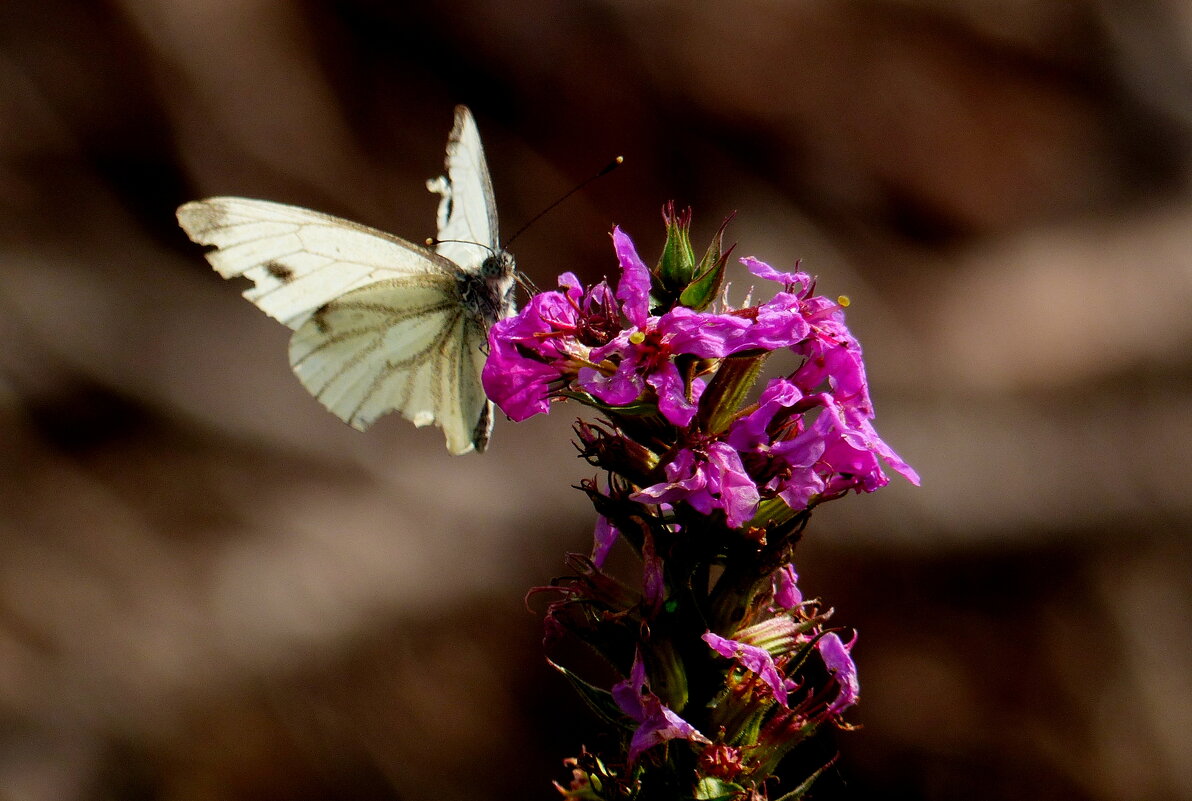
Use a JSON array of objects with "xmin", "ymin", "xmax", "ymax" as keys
[
  {"xmin": 644, "ymin": 636, "xmax": 688, "ymax": 713},
  {"xmin": 728, "ymin": 706, "xmax": 767, "ymax": 749},
  {"xmin": 695, "ymin": 352, "xmax": 770, "ymax": 435},
  {"xmin": 560, "ymin": 390, "xmax": 661, "ymax": 418},
  {"xmin": 679, "ymin": 212, "xmax": 736, "ymax": 311},
  {"xmin": 770, "ymin": 754, "xmax": 839, "ymax": 801}
]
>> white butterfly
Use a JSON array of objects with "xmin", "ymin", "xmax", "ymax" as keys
[{"xmin": 177, "ymin": 105, "xmax": 516, "ymax": 454}]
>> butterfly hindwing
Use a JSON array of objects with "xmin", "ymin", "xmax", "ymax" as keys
[{"xmin": 288, "ymin": 277, "xmax": 491, "ymax": 454}]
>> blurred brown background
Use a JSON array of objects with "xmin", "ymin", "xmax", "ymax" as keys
[{"xmin": 1, "ymin": 1, "xmax": 1191, "ymax": 799}]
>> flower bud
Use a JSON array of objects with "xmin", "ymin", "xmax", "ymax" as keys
[{"xmin": 657, "ymin": 201, "xmax": 696, "ymax": 295}]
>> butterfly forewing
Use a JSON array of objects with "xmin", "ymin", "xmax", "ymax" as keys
[
  {"xmin": 177, "ymin": 198, "xmax": 454, "ymax": 329},
  {"xmin": 426, "ymin": 105, "xmax": 501, "ymax": 271}
]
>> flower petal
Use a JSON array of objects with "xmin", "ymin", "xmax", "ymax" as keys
[
  {"xmin": 772, "ymin": 564, "xmax": 803, "ymax": 610},
  {"xmin": 612, "ymin": 227, "xmax": 651, "ymax": 328},
  {"xmin": 703, "ymin": 631, "xmax": 791, "ymax": 707},
  {"xmin": 591, "ymin": 515, "xmax": 620, "ymax": 568},
  {"xmin": 817, "ymin": 632, "xmax": 860, "ymax": 715},
  {"xmin": 741, "ymin": 256, "xmax": 813, "ymax": 294}
]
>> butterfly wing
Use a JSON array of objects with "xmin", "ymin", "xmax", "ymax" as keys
[
  {"xmin": 176, "ymin": 197, "xmax": 453, "ymax": 329},
  {"xmin": 426, "ymin": 105, "xmax": 501, "ymax": 271},
  {"xmin": 288, "ymin": 277, "xmax": 491, "ymax": 454},
  {"xmin": 177, "ymin": 196, "xmax": 491, "ymax": 453}
]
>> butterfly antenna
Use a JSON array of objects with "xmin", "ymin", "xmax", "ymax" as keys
[
  {"xmin": 516, "ymin": 272, "xmax": 541, "ymax": 295},
  {"xmin": 426, "ymin": 237, "xmax": 497, "ymax": 254},
  {"xmin": 504, "ymin": 155, "xmax": 624, "ymax": 248}
]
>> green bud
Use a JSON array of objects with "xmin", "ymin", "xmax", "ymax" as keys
[{"xmin": 657, "ymin": 201, "xmax": 696, "ymax": 293}]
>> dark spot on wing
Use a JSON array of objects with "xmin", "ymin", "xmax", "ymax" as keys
[
  {"xmin": 265, "ymin": 261, "xmax": 295, "ymax": 282},
  {"xmin": 313, "ymin": 303, "xmax": 331, "ymax": 334}
]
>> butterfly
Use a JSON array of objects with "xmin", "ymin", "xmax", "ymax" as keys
[{"xmin": 177, "ymin": 105, "xmax": 516, "ymax": 454}]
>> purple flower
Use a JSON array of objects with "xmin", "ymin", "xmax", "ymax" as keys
[
  {"xmin": 741, "ymin": 256, "xmax": 815, "ymax": 294},
  {"xmin": 703, "ymin": 631, "xmax": 793, "ymax": 707},
  {"xmin": 724, "ymin": 378, "xmax": 825, "ymax": 512},
  {"xmin": 741, "ymin": 292, "xmax": 811, "ymax": 350},
  {"xmin": 578, "ymin": 232, "xmax": 825, "ymax": 427},
  {"xmin": 641, "ymin": 529, "xmax": 665, "ymax": 613},
  {"xmin": 591, "ymin": 515, "xmax": 620, "ymax": 569},
  {"xmin": 580, "ymin": 305, "xmax": 752, "ymax": 427},
  {"xmin": 724, "ymin": 377, "xmax": 804, "ymax": 452},
  {"xmin": 804, "ymin": 394, "xmax": 918, "ymax": 498},
  {"xmin": 817, "ymin": 632, "xmax": 859, "ymax": 715},
  {"xmin": 483, "ymin": 336, "xmax": 564, "ymax": 422},
  {"xmin": 772, "ymin": 564, "xmax": 803, "ymax": 610},
  {"xmin": 611, "ymin": 226, "xmax": 651, "ymax": 328},
  {"xmin": 612, "ymin": 650, "xmax": 709, "ymax": 763},
  {"xmin": 482, "ymin": 273, "xmax": 586, "ymax": 421},
  {"xmin": 632, "ymin": 441, "xmax": 760, "ymax": 528},
  {"xmin": 791, "ymin": 312, "xmax": 920, "ymax": 489}
]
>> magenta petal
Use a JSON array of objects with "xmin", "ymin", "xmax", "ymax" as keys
[
  {"xmin": 661, "ymin": 306, "xmax": 754, "ymax": 358},
  {"xmin": 818, "ymin": 632, "xmax": 860, "ymax": 714},
  {"xmin": 741, "ymin": 256, "xmax": 813, "ymax": 294},
  {"xmin": 632, "ymin": 449, "xmax": 705, "ymax": 505},
  {"xmin": 705, "ymin": 442, "xmax": 760, "ymax": 528},
  {"xmin": 773, "ymin": 564, "xmax": 803, "ymax": 610},
  {"xmin": 611, "ymin": 652, "xmax": 649, "ymax": 721},
  {"xmin": 613, "ymin": 649, "xmax": 709, "ymax": 763},
  {"xmin": 581, "ymin": 354, "xmax": 645, "ymax": 406},
  {"xmin": 557, "ymin": 271, "xmax": 584, "ymax": 295},
  {"xmin": 633, "ymin": 445, "xmax": 758, "ymax": 529},
  {"xmin": 591, "ymin": 515, "xmax": 620, "ymax": 568},
  {"xmin": 726, "ymin": 378, "xmax": 803, "ymax": 451},
  {"xmin": 703, "ymin": 631, "xmax": 791, "ymax": 707},
  {"xmin": 749, "ymin": 293, "xmax": 811, "ymax": 349},
  {"xmin": 482, "ymin": 325, "xmax": 560, "ymax": 421},
  {"xmin": 703, "ymin": 631, "xmax": 739, "ymax": 660},
  {"xmin": 648, "ymin": 361, "xmax": 700, "ymax": 427},
  {"xmin": 627, "ymin": 707, "xmax": 708, "ymax": 763},
  {"xmin": 611, "ymin": 226, "xmax": 651, "ymax": 328}
]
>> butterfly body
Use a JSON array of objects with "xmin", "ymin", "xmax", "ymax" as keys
[{"xmin": 177, "ymin": 105, "xmax": 511, "ymax": 454}]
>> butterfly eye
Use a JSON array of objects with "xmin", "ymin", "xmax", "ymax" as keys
[{"xmin": 481, "ymin": 251, "xmax": 516, "ymax": 279}]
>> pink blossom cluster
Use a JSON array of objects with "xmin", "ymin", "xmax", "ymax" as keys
[{"xmin": 483, "ymin": 227, "xmax": 918, "ymax": 529}]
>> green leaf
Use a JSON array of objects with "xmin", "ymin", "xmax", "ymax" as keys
[
  {"xmin": 695, "ymin": 777, "xmax": 743, "ymax": 801},
  {"xmin": 547, "ymin": 659, "xmax": 632, "ymax": 730}
]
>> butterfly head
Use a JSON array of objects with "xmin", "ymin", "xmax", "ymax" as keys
[
  {"xmin": 458, "ymin": 248, "xmax": 517, "ymax": 325},
  {"xmin": 482, "ymin": 249, "xmax": 516, "ymax": 280}
]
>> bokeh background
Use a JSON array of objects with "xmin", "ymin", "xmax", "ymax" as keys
[{"xmin": 2, "ymin": 2, "xmax": 1191, "ymax": 799}]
